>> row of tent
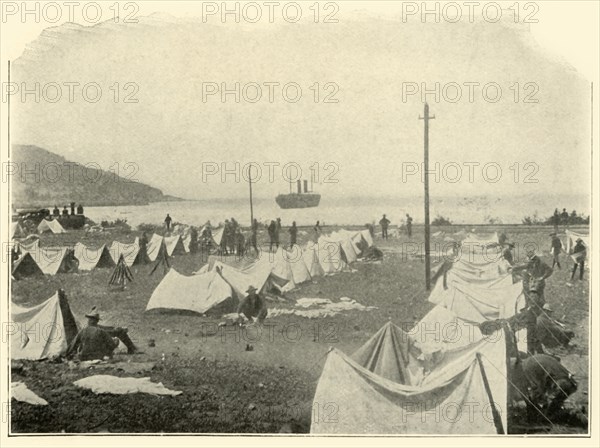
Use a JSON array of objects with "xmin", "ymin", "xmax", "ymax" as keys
[
  {"xmin": 10, "ymin": 228, "xmax": 376, "ymax": 359},
  {"xmin": 310, "ymin": 232, "xmax": 524, "ymax": 434},
  {"xmin": 11, "ymin": 219, "xmax": 67, "ymax": 239},
  {"xmin": 11, "ymin": 233, "xmax": 192, "ymax": 279},
  {"xmin": 145, "ymin": 229, "xmax": 375, "ymax": 314}
]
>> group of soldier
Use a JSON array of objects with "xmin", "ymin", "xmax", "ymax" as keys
[{"xmin": 376, "ymin": 213, "xmax": 413, "ymax": 240}]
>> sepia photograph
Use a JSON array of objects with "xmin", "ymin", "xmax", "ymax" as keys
[{"xmin": 0, "ymin": 1, "xmax": 598, "ymax": 445}]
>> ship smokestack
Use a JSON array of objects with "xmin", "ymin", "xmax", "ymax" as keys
[
  {"xmin": 303, "ymin": 180, "xmax": 308, "ymax": 193},
  {"xmin": 297, "ymin": 180, "xmax": 302, "ymax": 194}
]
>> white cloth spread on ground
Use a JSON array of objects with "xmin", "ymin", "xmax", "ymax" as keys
[
  {"xmin": 11, "ymin": 382, "xmax": 48, "ymax": 405},
  {"xmin": 74, "ymin": 375, "xmax": 182, "ymax": 396},
  {"xmin": 268, "ymin": 297, "xmax": 377, "ymax": 319}
]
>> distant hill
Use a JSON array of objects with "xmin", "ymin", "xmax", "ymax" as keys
[{"xmin": 11, "ymin": 145, "xmax": 182, "ymax": 207}]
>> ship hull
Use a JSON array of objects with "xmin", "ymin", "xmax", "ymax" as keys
[{"xmin": 275, "ymin": 193, "xmax": 321, "ymax": 209}]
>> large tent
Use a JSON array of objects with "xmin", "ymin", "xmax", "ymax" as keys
[
  {"xmin": 74, "ymin": 243, "xmax": 116, "ymax": 271},
  {"xmin": 29, "ymin": 247, "xmax": 77, "ymax": 275},
  {"xmin": 311, "ymin": 308, "xmax": 507, "ymax": 434},
  {"xmin": 316, "ymin": 236, "xmax": 349, "ymax": 274},
  {"xmin": 164, "ymin": 234, "xmax": 187, "ymax": 256},
  {"xmin": 109, "ymin": 238, "xmax": 148, "ymax": 267},
  {"xmin": 146, "ymin": 269, "xmax": 233, "ymax": 314},
  {"xmin": 37, "ymin": 218, "xmax": 66, "ymax": 234},
  {"xmin": 199, "ymin": 256, "xmax": 291, "ymax": 299},
  {"xmin": 11, "ymin": 291, "xmax": 79, "ymax": 360},
  {"xmin": 12, "ymin": 252, "xmax": 44, "ymax": 280},
  {"xmin": 146, "ymin": 234, "xmax": 166, "ymax": 262},
  {"xmin": 302, "ymin": 241, "xmax": 326, "ymax": 278}
]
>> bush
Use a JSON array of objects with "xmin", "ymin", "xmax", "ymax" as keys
[
  {"xmin": 100, "ymin": 218, "xmax": 131, "ymax": 231},
  {"xmin": 432, "ymin": 215, "xmax": 452, "ymax": 226},
  {"xmin": 137, "ymin": 222, "xmax": 157, "ymax": 232}
]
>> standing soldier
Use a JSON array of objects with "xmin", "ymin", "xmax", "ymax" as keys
[
  {"xmin": 570, "ymin": 238, "xmax": 586, "ymax": 281},
  {"xmin": 235, "ymin": 228, "xmax": 245, "ymax": 257},
  {"xmin": 275, "ymin": 218, "xmax": 282, "ymax": 249},
  {"xmin": 513, "ymin": 250, "xmax": 554, "ymax": 301},
  {"xmin": 289, "ymin": 221, "xmax": 298, "ymax": 248},
  {"xmin": 268, "ymin": 220, "xmax": 277, "ymax": 252},
  {"xmin": 189, "ymin": 227, "xmax": 199, "ymax": 254},
  {"xmin": 550, "ymin": 232, "xmax": 563, "ymax": 269},
  {"xmin": 313, "ymin": 220, "xmax": 322, "ymax": 240},
  {"xmin": 379, "ymin": 214, "xmax": 390, "ymax": 240},
  {"xmin": 164, "ymin": 214, "xmax": 172, "ymax": 231},
  {"xmin": 502, "ymin": 242, "xmax": 515, "ymax": 266},
  {"xmin": 552, "ymin": 208, "xmax": 560, "ymax": 232},
  {"xmin": 405, "ymin": 213, "xmax": 413, "ymax": 237}
]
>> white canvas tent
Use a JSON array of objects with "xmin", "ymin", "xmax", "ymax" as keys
[
  {"xmin": 12, "ymin": 252, "xmax": 44, "ymax": 280},
  {"xmin": 316, "ymin": 237, "xmax": 348, "ymax": 274},
  {"xmin": 164, "ymin": 234, "xmax": 187, "ymax": 256},
  {"xmin": 199, "ymin": 257, "xmax": 291, "ymax": 298},
  {"xmin": 302, "ymin": 241, "xmax": 326, "ymax": 278},
  {"xmin": 11, "ymin": 291, "xmax": 80, "ymax": 360},
  {"xmin": 311, "ymin": 307, "xmax": 507, "ymax": 434},
  {"xmin": 74, "ymin": 243, "xmax": 115, "ymax": 271},
  {"xmin": 37, "ymin": 219, "xmax": 66, "ymax": 234},
  {"xmin": 109, "ymin": 238, "xmax": 147, "ymax": 267},
  {"xmin": 146, "ymin": 234, "xmax": 166, "ymax": 262},
  {"xmin": 28, "ymin": 247, "xmax": 75, "ymax": 275},
  {"xmin": 146, "ymin": 269, "xmax": 233, "ymax": 314}
]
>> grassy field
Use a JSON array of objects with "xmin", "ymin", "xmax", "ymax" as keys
[{"xmin": 10, "ymin": 224, "xmax": 589, "ymax": 434}]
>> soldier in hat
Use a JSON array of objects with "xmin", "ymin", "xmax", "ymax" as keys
[
  {"xmin": 237, "ymin": 285, "xmax": 268, "ymax": 324},
  {"xmin": 502, "ymin": 242, "xmax": 515, "ymax": 266},
  {"xmin": 524, "ymin": 285, "xmax": 546, "ymax": 355},
  {"xmin": 570, "ymin": 238, "xmax": 586, "ymax": 281},
  {"xmin": 66, "ymin": 310, "xmax": 120, "ymax": 361},
  {"xmin": 513, "ymin": 250, "xmax": 553, "ymax": 300},
  {"xmin": 549, "ymin": 232, "xmax": 563, "ymax": 269}
]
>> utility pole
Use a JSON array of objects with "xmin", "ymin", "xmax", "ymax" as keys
[
  {"xmin": 248, "ymin": 165, "xmax": 254, "ymax": 226},
  {"xmin": 419, "ymin": 103, "xmax": 435, "ymax": 290}
]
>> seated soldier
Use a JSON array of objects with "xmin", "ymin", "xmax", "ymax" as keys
[
  {"xmin": 66, "ymin": 311, "xmax": 120, "ymax": 361},
  {"xmin": 237, "ymin": 285, "xmax": 267, "ymax": 324}
]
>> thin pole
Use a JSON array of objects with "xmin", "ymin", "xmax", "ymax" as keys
[
  {"xmin": 419, "ymin": 103, "xmax": 435, "ymax": 290},
  {"xmin": 249, "ymin": 166, "xmax": 254, "ymax": 226}
]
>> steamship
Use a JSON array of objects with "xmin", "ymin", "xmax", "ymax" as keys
[{"xmin": 275, "ymin": 179, "xmax": 321, "ymax": 209}]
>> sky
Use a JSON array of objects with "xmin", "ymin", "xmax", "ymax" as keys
[{"xmin": 3, "ymin": 1, "xmax": 596, "ymax": 200}]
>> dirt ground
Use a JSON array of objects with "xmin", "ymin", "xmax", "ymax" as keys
[{"xmin": 9, "ymin": 224, "xmax": 589, "ymax": 434}]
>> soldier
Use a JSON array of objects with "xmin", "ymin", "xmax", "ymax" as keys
[
  {"xmin": 237, "ymin": 286, "xmax": 268, "ymax": 324},
  {"xmin": 289, "ymin": 221, "xmax": 298, "ymax": 248},
  {"xmin": 379, "ymin": 214, "xmax": 390, "ymax": 240},
  {"xmin": 406, "ymin": 213, "xmax": 413, "ymax": 237},
  {"xmin": 275, "ymin": 218, "xmax": 282, "ymax": 249},
  {"xmin": 513, "ymin": 250, "xmax": 553, "ymax": 300},
  {"xmin": 502, "ymin": 242, "xmax": 515, "ymax": 266},
  {"xmin": 570, "ymin": 238, "xmax": 586, "ymax": 281},
  {"xmin": 66, "ymin": 311, "xmax": 120, "ymax": 361},
  {"xmin": 549, "ymin": 232, "xmax": 563, "ymax": 269},
  {"xmin": 268, "ymin": 220, "xmax": 277, "ymax": 251},
  {"xmin": 164, "ymin": 214, "xmax": 172, "ymax": 231}
]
